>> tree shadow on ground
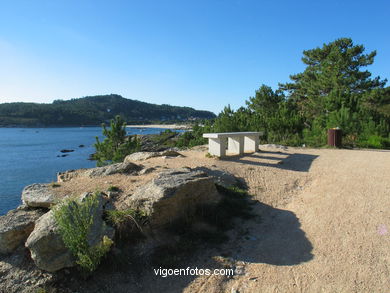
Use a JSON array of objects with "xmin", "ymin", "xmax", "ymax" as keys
[
  {"xmin": 222, "ymin": 151, "xmax": 319, "ymax": 172},
  {"xmin": 233, "ymin": 201, "xmax": 313, "ymax": 265},
  {"xmin": 50, "ymin": 166, "xmax": 313, "ymax": 293}
]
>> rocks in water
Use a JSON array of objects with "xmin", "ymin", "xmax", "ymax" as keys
[
  {"xmin": 0, "ymin": 208, "xmax": 45, "ymax": 254},
  {"xmin": 78, "ymin": 144, "xmax": 85, "ymax": 148},
  {"xmin": 60, "ymin": 149, "xmax": 74, "ymax": 153},
  {"xmin": 25, "ymin": 193, "xmax": 115, "ymax": 272},
  {"xmin": 57, "ymin": 154, "xmax": 68, "ymax": 157},
  {"xmin": 128, "ymin": 168, "xmax": 221, "ymax": 228},
  {"xmin": 22, "ymin": 184, "xmax": 59, "ymax": 208},
  {"xmin": 124, "ymin": 149, "xmax": 182, "ymax": 162}
]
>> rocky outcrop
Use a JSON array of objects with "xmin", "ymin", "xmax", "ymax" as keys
[
  {"xmin": 0, "ymin": 208, "xmax": 45, "ymax": 254},
  {"xmin": 22, "ymin": 184, "xmax": 59, "ymax": 208},
  {"xmin": 85, "ymin": 161, "xmax": 142, "ymax": 177},
  {"xmin": 124, "ymin": 152, "xmax": 159, "ymax": 162},
  {"xmin": 57, "ymin": 169, "xmax": 82, "ymax": 182},
  {"xmin": 25, "ymin": 193, "xmax": 114, "ymax": 272},
  {"xmin": 58, "ymin": 162, "xmax": 143, "ymax": 182},
  {"xmin": 193, "ymin": 167, "xmax": 239, "ymax": 188},
  {"xmin": 128, "ymin": 168, "xmax": 220, "ymax": 228},
  {"xmin": 25, "ymin": 211, "xmax": 75, "ymax": 272},
  {"xmin": 124, "ymin": 149, "xmax": 182, "ymax": 162}
]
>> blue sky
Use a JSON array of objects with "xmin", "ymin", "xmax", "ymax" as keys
[{"xmin": 0, "ymin": 0, "xmax": 389, "ymax": 114}]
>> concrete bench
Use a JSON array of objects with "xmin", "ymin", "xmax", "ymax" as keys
[{"xmin": 203, "ymin": 132, "xmax": 263, "ymax": 157}]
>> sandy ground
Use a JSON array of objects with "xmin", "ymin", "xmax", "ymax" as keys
[
  {"xmin": 135, "ymin": 146, "xmax": 390, "ymax": 293},
  {"xmin": 54, "ymin": 145, "xmax": 390, "ymax": 292},
  {"xmin": 126, "ymin": 124, "xmax": 191, "ymax": 129}
]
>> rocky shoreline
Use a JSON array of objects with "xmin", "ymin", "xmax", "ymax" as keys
[{"xmin": 0, "ymin": 149, "xmax": 244, "ymax": 292}]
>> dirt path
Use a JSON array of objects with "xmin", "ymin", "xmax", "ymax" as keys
[
  {"xmin": 9, "ymin": 146, "xmax": 387, "ymax": 293},
  {"xmin": 139, "ymin": 146, "xmax": 390, "ymax": 292}
]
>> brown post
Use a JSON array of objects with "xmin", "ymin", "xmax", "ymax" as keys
[{"xmin": 328, "ymin": 128, "xmax": 342, "ymax": 147}]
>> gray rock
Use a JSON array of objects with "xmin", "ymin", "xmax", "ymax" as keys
[
  {"xmin": 124, "ymin": 152, "xmax": 160, "ymax": 162},
  {"xmin": 124, "ymin": 150, "xmax": 182, "ymax": 163},
  {"xmin": 193, "ymin": 167, "xmax": 238, "ymax": 188},
  {"xmin": 25, "ymin": 193, "xmax": 114, "ymax": 272},
  {"xmin": 84, "ymin": 162, "xmax": 142, "ymax": 177},
  {"xmin": 78, "ymin": 193, "xmax": 115, "ymax": 246},
  {"xmin": 0, "ymin": 208, "xmax": 45, "ymax": 254},
  {"xmin": 128, "ymin": 168, "xmax": 221, "ymax": 228},
  {"xmin": 104, "ymin": 162, "xmax": 142, "ymax": 176},
  {"xmin": 139, "ymin": 167, "xmax": 156, "ymax": 175},
  {"xmin": 159, "ymin": 149, "xmax": 181, "ymax": 157},
  {"xmin": 22, "ymin": 184, "xmax": 59, "ymax": 208},
  {"xmin": 57, "ymin": 169, "xmax": 83, "ymax": 182},
  {"xmin": 25, "ymin": 211, "xmax": 75, "ymax": 272}
]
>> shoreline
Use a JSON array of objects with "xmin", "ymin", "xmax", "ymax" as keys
[{"xmin": 126, "ymin": 124, "xmax": 192, "ymax": 130}]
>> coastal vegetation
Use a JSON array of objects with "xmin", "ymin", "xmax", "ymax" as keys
[
  {"xmin": 52, "ymin": 193, "xmax": 113, "ymax": 273},
  {"xmin": 0, "ymin": 94, "xmax": 215, "ymax": 127},
  {"xmin": 94, "ymin": 115, "xmax": 141, "ymax": 166},
  {"xmin": 180, "ymin": 38, "xmax": 390, "ymax": 149}
]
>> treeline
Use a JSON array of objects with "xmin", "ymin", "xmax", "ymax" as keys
[
  {"xmin": 182, "ymin": 38, "xmax": 390, "ymax": 149},
  {"xmin": 0, "ymin": 94, "xmax": 216, "ymax": 126}
]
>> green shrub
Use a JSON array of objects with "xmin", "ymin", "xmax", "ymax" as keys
[
  {"xmin": 105, "ymin": 208, "xmax": 147, "ymax": 228},
  {"xmin": 105, "ymin": 208, "xmax": 148, "ymax": 241},
  {"xmin": 94, "ymin": 115, "xmax": 141, "ymax": 166},
  {"xmin": 50, "ymin": 182, "xmax": 61, "ymax": 188},
  {"xmin": 357, "ymin": 135, "xmax": 390, "ymax": 149},
  {"xmin": 52, "ymin": 193, "xmax": 113, "ymax": 273},
  {"xmin": 107, "ymin": 185, "xmax": 120, "ymax": 192}
]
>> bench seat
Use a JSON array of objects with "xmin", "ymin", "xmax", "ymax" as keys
[{"xmin": 203, "ymin": 132, "xmax": 263, "ymax": 157}]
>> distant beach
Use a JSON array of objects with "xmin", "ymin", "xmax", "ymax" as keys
[{"xmin": 127, "ymin": 124, "xmax": 191, "ymax": 130}]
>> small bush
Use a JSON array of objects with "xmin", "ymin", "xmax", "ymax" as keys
[
  {"xmin": 105, "ymin": 209, "xmax": 148, "ymax": 240},
  {"xmin": 53, "ymin": 193, "xmax": 113, "ymax": 273},
  {"xmin": 94, "ymin": 115, "xmax": 141, "ymax": 166},
  {"xmin": 357, "ymin": 135, "xmax": 390, "ymax": 149},
  {"xmin": 107, "ymin": 185, "xmax": 120, "ymax": 192},
  {"xmin": 50, "ymin": 182, "xmax": 61, "ymax": 188},
  {"xmin": 106, "ymin": 208, "xmax": 147, "ymax": 227}
]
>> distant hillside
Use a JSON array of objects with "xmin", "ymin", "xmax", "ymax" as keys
[{"xmin": 0, "ymin": 94, "xmax": 216, "ymax": 126}]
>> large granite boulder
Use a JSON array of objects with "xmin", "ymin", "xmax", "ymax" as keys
[
  {"xmin": 0, "ymin": 208, "xmax": 45, "ymax": 254},
  {"xmin": 25, "ymin": 210, "xmax": 74, "ymax": 272},
  {"xmin": 25, "ymin": 193, "xmax": 114, "ymax": 272},
  {"xmin": 22, "ymin": 184, "xmax": 59, "ymax": 208},
  {"xmin": 193, "ymin": 167, "xmax": 239, "ymax": 188},
  {"xmin": 128, "ymin": 168, "xmax": 221, "ymax": 228}
]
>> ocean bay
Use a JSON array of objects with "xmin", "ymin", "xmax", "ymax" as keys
[{"xmin": 0, "ymin": 127, "xmax": 169, "ymax": 215}]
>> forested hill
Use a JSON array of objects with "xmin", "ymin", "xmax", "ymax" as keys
[{"xmin": 0, "ymin": 94, "xmax": 216, "ymax": 126}]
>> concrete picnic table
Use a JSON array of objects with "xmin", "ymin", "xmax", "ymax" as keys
[{"xmin": 203, "ymin": 132, "xmax": 263, "ymax": 157}]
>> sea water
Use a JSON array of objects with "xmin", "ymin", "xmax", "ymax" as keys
[{"xmin": 0, "ymin": 127, "xmax": 172, "ymax": 215}]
